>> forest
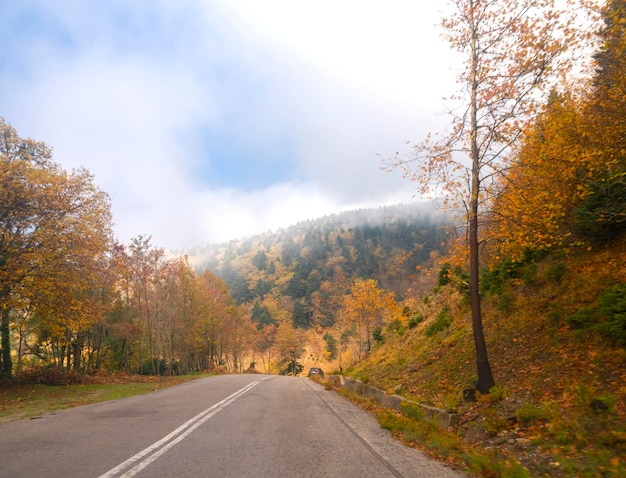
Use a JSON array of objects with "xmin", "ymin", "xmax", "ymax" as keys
[
  {"xmin": 191, "ymin": 204, "xmax": 450, "ymax": 373},
  {"xmin": 0, "ymin": 118, "xmax": 448, "ymax": 378},
  {"xmin": 1, "ymin": 1, "xmax": 624, "ymax": 475},
  {"xmin": 0, "ymin": 0, "xmax": 624, "ymax": 387}
]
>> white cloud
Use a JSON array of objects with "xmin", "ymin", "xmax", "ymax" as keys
[
  {"xmin": 192, "ymin": 180, "xmax": 416, "ymax": 248},
  {"xmin": 1, "ymin": 1, "xmax": 459, "ymax": 249}
]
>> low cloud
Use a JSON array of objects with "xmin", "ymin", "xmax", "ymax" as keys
[{"xmin": 1, "ymin": 1, "xmax": 456, "ymax": 250}]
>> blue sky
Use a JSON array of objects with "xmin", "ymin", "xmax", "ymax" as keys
[{"xmin": 1, "ymin": 1, "xmax": 456, "ymax": 249}]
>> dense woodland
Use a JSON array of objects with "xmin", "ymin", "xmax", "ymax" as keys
[
  {"xmin": 196, "ymin": 203, "xmax": 446, "ymax": 303},
  {"xmin": 191, "ymin": 205, "xmax": 449, "ymax": 373},
  {"xmin": 0, "ymin": 124, "xmax": 448, "ymax": 378},
  {"xmin": 0, "ymin": 0, "xmax": 624, "ymax": 390}
]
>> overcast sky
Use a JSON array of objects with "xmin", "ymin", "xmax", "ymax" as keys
[{"xmin": 1, "ymin": 1, "xmax": 458, "ymax": 249}]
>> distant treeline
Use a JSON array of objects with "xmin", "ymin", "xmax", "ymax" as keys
[{"xmin": 193, "ymin": 204, "xmax": 450, "ymax": 329}]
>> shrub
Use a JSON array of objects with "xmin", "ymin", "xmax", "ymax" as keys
[
  {"xmin": 478, "ymin": 384, "xmax": 508, "ymax": 404},
  {"xmin": 443, "ymin": 393, "xmax": 460, "ymax": 413},
  {"xmin": 497, "ymin": 292, "xmax": 514, "ymax": 313},
  {"xmin": 566, "ymin": 307, "xmax": 595, "ymax": 330},
  {"xmin": 522, "ymin": 262, "xmax": 538, "ymax": 285},
  {"xmin": 574, "ymin": 174, "xmax": 626, "ymax": 240},
  {"xmin": 590, "ymin": 395, "xmax": 616, "ymax": 415},
  {"xmin": 545, "ymin": 260, "xmax": 567, "ymax": 284},
  {"xmin": 455, "ymin": 269, "xmax": 470, "ymax": 297},
  {"xmin": 401, "ymin": 402, "xmax": 426, "ymax": 421},
  {"xmin": 481, "ymin": 258, "xmax": 526, "ymax": 294},
  {"xmin": 407, "ymin": 313, "xmax": 424, "ymax": 329},
  {"xmin": 386, "ymin": 318, "xmax": 405, "ymax": 336},
  {"xmin": 488, "ymin": 384, "xmax": 509, "ymax": 402},
  {"xmin": 483, "ymin": 409, "xmax": 510, "ymax": 436},
  {"xmin": 425, "ymin": 306, "xmax": 452, "ymax": 336},
  {"xmin": 438, "ymin": 262, "xmax": 452, "ymax": 286},
  {"xmin": 515, "ymin": 402, "xmax": 556, "ymax": 424},
  {"xmin": 373, "ymin": 326, "xmax": 385, "ymax": 344},
  {"xmin": 438, "ymin": 263, "xmax": 470, "ymax": 296},
  {"xmin": 566, "ymin": 282, "xmax": 626, "ymax": 346},
  {"xmin": 595, "ymin": 282, "xmax": 626, "ymax": 346},
  {"xmin": 139, "ymin": 358, "xmax": 167, "ymax": 375},
  {"xmin": 16, "ymin": 366, "xmax": 83, "ymax": 386}
]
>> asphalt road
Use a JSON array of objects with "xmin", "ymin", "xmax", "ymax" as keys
[{"xmin": 0, "ymin": 375, "xmax": 464, "ymax": 477}]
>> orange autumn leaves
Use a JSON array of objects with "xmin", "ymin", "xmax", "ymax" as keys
[
  {"xmin": 487, "ymin": 0, "xmax": 626, "ymax": 262},
  {"xmin": 487, "ymin": 93, "xmax": 592, "ymax": 258},
  {"xmin": 345, "ymin": 278, "xmax": 399, "ymax": 359}
]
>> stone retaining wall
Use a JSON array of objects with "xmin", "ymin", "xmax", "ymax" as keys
[{"xmin": 328, "ymin": 375, "xmax": 459, "ymax": 429}]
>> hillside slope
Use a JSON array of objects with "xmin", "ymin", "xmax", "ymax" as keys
[
  {"xmin": 346, "ymin": 236, "xmax": 626, "ymax": 476},
  {"xmin": 191, "ymin": 203, "xmax": 449, "ymax": 314}
]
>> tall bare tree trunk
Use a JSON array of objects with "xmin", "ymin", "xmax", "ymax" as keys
[
  {"xmin": 1, "ymin": 307, "xmax": 12, "ymax": 378},
  {"xmin": 469, "ymin": 0, "xmax": 495, "ymax": 393}
]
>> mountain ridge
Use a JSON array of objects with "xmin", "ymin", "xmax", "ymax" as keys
[{"xmin": 188, "ymin": 202, "xmax": 449, "ymax": 305}]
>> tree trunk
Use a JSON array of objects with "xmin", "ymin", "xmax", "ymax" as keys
[
  {"xmin": 338, "ymin": 309, "xmax": 343, "ymax": 373},
  {"xmin": 469, "ymin": 0, "xmax": 495, "ymax": 394},
  {"xmin": 1, "ymin": 307, "xmax": 12, "ymax": 378},
  {"xmin": 469, "ymin": 198, "xmax": 495, "ymax": 393}
]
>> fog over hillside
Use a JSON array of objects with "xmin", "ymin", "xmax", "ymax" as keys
[{"xmin": 185, "ymin": 203, "xmax": 451, "ymax": 315}]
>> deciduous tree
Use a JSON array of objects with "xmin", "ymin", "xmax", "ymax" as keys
[
  {"xmin": 274, "ymin": 320, "xmax": 305, "ymax": 375},
  {"xmin": 312, "ymin": 268, "xmax": 350, "ymax": 370},
  {"xmin": 0, "ymin": 119, "xmax": 112, "ymax": 376},
  {"xmin": 490, "ymin": 0, "xmax": 625, "ymax": 253},
  {"xmin": 488, "ymin": 92, "xmax": 589, "ymax": 257},
  {"xmin": 345, "ymin": 278, "xmax": 396, "ymax": 360},
  {"xmin": 385, "ymin": 1, "xmax": 596, "ymax": 392}
]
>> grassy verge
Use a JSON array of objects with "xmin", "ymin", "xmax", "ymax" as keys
[
  {"xmin": 0, "ymin": 374, "xmax": 209, "ymax": 424},
  {"xmin": 332, "ymin": 386, "xmax": 528, "ymax": 477},
  {"xmin": 331, "ymin": 379, "xmax": 626, "ymax": 477},
  {"xmin": 336, "ymin": 240, "xmax": 626, "ymax": 477}
]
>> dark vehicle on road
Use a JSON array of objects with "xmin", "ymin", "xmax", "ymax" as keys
[{"xmin": 307, "ymin": 367, "xmax": 324, "ymax": 378}]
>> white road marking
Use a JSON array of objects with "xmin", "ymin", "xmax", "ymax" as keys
[{"xmin": 98, "ymin": 379, "xmax": 266, "ymax": 478}]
